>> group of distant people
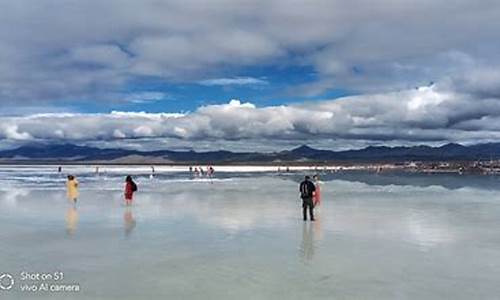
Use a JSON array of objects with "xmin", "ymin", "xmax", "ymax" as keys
[
  {"xmin": 299, "ymin": 175, "xmax": 321, "ymax": 221},
  {"xmin": 64, "ymin": 166, "xmax": 323, "ymax": 222},
  {"xmin": 63, "ymin": 165, "xmax": 216, "ymax": 206},
  {"xmin": 189, "ymin": 166, "xmax": 215, "ymax": 177}
]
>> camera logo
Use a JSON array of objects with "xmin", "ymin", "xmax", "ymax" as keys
[{"xmin": 0, "ymin": 273, "xmax": 14, "ymax": 290}]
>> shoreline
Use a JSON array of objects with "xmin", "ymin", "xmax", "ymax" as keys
[{"xmin": 0, "ymin": 162, "xmax": 497, "ymax": 175}]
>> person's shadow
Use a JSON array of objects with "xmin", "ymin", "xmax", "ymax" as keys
[
  {"xmin": 124, "ymin": 208, "xmax": 136, "ymax": 237},
  {"xmin": 65, "ymin": 207, "xmax": 79, "ymax": 236}
]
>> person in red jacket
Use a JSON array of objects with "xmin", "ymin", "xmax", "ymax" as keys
[
  {"xmin": 312, "ymin": 174, "xmax": 321, "ymax": 207},
  {"xmin": 124, "ymin": 175, "xmax": 137, "ymax": 206}
]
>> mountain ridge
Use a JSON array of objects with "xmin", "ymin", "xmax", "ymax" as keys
[{"xmin": 1, "ymin": 142, "xmax": 500, "ymax": 163}]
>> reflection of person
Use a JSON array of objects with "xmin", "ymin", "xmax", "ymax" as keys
[
  {"xmin": 299, "ymin": 217, "xmax": 322, "ymax": 261},
  {"xmin": 65, "ymin": 207, "xmax": 79, "ymax": 235},
  {"xmin": 124, "ymin": 208, "xmax": 136, "ymax": 237},
  {"xmin": 66, "ymin": 175, "xmax": 79, "ymax": 204},
  {"xmin": 124, "ymin": 175, "xmax": 137, "ymax": 206},
  {"xmin": 299, "ymin": 176, "xmax": 316, "ymax": 221},
  {"xmin": 300, "ymin": 222, "xmax": 314, "ymax": 260},
  {"xmin": 313, "ymin": 217, "xmax": 323, "ymax": 241},
  {"xmin": 312, "ymin": 174, "xmax": 321, "ymax": 207}
]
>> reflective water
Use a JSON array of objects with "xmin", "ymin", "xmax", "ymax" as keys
[{"xmin": 1, "ymin": 166, "xmax": 500, "ymax": 299}]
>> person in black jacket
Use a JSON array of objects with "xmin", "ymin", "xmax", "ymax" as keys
[{"xmin": 299, "ymin": 176, "xmax": 316, "ymax": 221}]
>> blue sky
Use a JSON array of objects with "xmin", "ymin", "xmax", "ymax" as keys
[
  {"xmin": 1, "ymin": 1, "xmax": 500, "ymax": 151},
  {"xmin": 36, "ymin": 64, "xmax": 353, "ymax": 114}
]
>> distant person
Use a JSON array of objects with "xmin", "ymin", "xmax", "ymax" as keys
[
  {"xmin": 58, "ymin": 166, "xmax": 62, "ymax": 173},
  {"xmin": 199, "ymin": 167, "xmax": 205, "ymax": 176},
  {"xmin": 207, "ymin": 166, "xmax": 215, "ymax": 183},
  {"xmin": 95, "ymin": 166, "xmax": 99, "ymax": 175},
  {"xmin": 149, "ymin": 166, "xmax": 155, "ymax": 179},
  {"xmin": 194, "ymin": 167, "xmax": 200, "ymax": 177},
  {"xmin": 312, "ymin": 174, "xmax": 321, "ymax": 207},
  {"xmin": 189, "ymin": 166, "xmax": 193, "ymax": 173},
  {"xmin": 66, "ymin": 175, "xmax": 79, "ymax": 205},
  {"xmin": 124, "ymin": 175, "xmax": 137, "ymax": 206},
  {"xmin": 299, "ymin": 176, "xmax": 316, "ymax": 221}
]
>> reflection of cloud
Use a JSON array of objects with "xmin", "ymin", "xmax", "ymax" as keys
[
  {"xmin": 155, "ymin": 179, "xmax": 299, "ymax": 233},
  {"xmin": 0, "ymin": 187, "xmax": 29, "ymax": 208},
  {"xmin": 406, "ymin": 212, "xmax": 455, "ymax": 250},
  {"xmin": 206, "ymin": 212, "xmax": 258, "ymax": 233},
  {"xmin": 173, "ymin": 194, "xmax": 296, "ymax": 234},
  {"xmin": 323, "ymin": 181, "xmax": 459, "ymax": 250}
]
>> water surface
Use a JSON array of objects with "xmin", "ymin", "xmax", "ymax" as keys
[{"xmin": 1, "ymin": 166, "xmax": 500, "ymax": 299}]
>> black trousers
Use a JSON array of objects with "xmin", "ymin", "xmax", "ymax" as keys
[{"xmin": 302, "ymin": 197, "xmax": 314, "ymax": 220}]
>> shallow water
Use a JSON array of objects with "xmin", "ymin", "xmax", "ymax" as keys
[{"xmin": 1, "ymin": 166, "xmax": 500, "ymax": 299}]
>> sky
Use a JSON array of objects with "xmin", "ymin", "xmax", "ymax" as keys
[{"xmin": 1, "ymin": 0, "xmax": 500, "ymax": 151}]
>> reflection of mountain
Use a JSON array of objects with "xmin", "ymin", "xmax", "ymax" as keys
[
  {"xmin": 303, "ymin": 171, "xmax": 500, "ymax": 190},
  {"xmin": 3, "ymin": 142, "xmax": 500, "ymax": 163}
]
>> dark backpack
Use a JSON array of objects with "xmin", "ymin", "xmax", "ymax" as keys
[
  {"xmin": 131, "ymin": 181, "xmax": 138, "ymax": 192},
  {"xmin": 300, "ymin": 182, "xmax": 309, "ymax": 198}
]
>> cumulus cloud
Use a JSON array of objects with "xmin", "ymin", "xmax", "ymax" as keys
[
  {"xmin": 1, "ymin": 79, "xmax": 500, "ymax": 150},
  {"xmin": 2, "ymin": 1, "xmax": 500, "ymax": 149},
  {"xmin": 1, "ymin": 0, "xmax": 500, "ymax": 103}
]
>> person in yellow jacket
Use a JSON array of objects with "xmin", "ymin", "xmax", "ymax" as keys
[{"xmin": 66, "ymin": 175, "xmax": 79, "ymax": 204}]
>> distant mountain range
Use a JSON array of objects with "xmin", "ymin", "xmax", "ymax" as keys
[{"xmin": 1, "ymin": 142, "xmax": 500, "ymax": 164}]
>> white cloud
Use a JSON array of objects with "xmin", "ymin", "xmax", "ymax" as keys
[
  {"xmin": 124, "ymin": 92, "xmax": 169, "ymax": 103},
  {"xmin": 1, "ymin": 1, "xmax": 500, "ymax": 103},
  {"xmin": 2, "ymin": 77, "xmax": 500, "ymax": 150},
  {"xmin": 198, "ymin": 77, "xmax": 268, "ymax": 86},
  {"xmin": 2, "ymin": 125, "xmax": 33, "ymax": 140}
]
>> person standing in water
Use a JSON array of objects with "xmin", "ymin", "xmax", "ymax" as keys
[
  {"xmin": 124, "ymin": 175, "xmax": 137, "ymax": 206},
  {"xmin": 208, "ymin": 166, "xmax": 215, "ymax": 177},
  {"xmin": 299, "ymin": 176, "xmax": 316, "ymax": 221},
  {"xmin": 312, "ymin": 174, "xmax": 321, "ymax": 207},
  {"xmin": 66, "ymin": 175, "xmax": 79, "ymax": 205}
]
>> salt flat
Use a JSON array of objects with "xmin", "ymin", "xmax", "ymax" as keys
[{"xmin": 1, "ymin": 166, "xmax": 500, "ymax": 299}]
